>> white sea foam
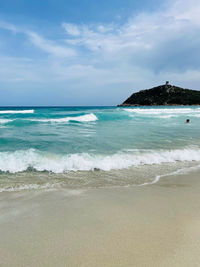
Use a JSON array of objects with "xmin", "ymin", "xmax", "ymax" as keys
[
  {"xmin": 124, "ymin": 108, "xmax": 200, "ymax": 115},
  {"xmin": 0, "ymin": 119, "xmax": 13, "ymax": 124},
  {"xmin": 0, "ymin": 183, "xmax": 84, "ymax": 194},
  {"xmin": 30, "ymin": 113, "xmax": 98, "ymax": 123},
  {"xmin": 190, "ymin": 114, "xmax": 200, "ymax": 117},
  {"xmin": 0, "ymin": 183, "xmax": 57, "ymax": 192},
  {"xmin": 0, "ymin": 109, "xmax": 34, "ymax": 114},
  {"xmin": 139, "ymin": 164, "xmax": 200, "ymax": 186},
  {"xmin": 157, "ymin": 115, "xmax": 178, "ymax": 119},
  {"xmin": 0, "ymin": 148, "xmax": 200, "ymax": 173}
]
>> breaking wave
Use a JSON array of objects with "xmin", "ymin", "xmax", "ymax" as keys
[
  {"xmin": 29, "ymin": 113, "xmax": 98, "ymax": 123},
  {"xmin": 0, "ymin": 109, "xmax": 34, "ymax": 114},
  {"xmin": 0, "ymin": 119, "xmax": 13, "ymax": 124},
  {"xmin": 124, "ymin": 107, "xmax": 200, "ymax": 115},
  {"xmin": 0, "ymin": 147, "xmax": 200, "ymax": 173}
]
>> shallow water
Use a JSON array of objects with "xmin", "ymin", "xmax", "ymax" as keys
[{"xmin": 0, "ymin": 106, "xmax": 200, "ymax": 191}]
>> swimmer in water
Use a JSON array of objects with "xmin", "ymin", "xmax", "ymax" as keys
[{"xmin": 186, "ymin": 119, "xmax": 190, "ymax": 123}]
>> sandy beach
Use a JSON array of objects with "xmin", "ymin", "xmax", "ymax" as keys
[
  {"xmin": 0, "ymin": 168, "xmax": 200, "ymax": 267},
  {"xmin": 1, "ymin": 0, "xmax": 200, "ymax": 264}
]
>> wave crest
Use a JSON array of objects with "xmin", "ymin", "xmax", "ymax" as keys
[
  {"xmin": 30, "ymin": 113, "xmax": 98, "ymax": 123},
  {"xmin": 0, "ymin": 119, "xmax": 13, "ymax": 124},
  {"xmin": 0, "ymin": 148, "xmax": 200, "ymax": 173},
  {"xmin": 0, "ymin": 109, "xmax": 34, "ymax": 114},
  {"xmin": 124, "ymin": 108, "xmax": 200, "ymax": 115}
]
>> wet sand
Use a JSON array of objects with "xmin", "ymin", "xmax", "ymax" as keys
[{"xmin": 0, "ymin": 170, "xmax": 200, "ymax": 267}]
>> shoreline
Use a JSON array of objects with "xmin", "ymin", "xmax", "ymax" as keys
[{"xmin": 1, "ymin": 168, "xmax": 200, "ymax": 266}]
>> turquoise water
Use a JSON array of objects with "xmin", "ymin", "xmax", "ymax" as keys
[{"xmin": 0, "ymin": 106, "xmax": 200, "ymax": 191}]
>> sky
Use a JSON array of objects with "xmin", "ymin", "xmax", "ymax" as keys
[{"xmin": 0, "ymin": 0, "xmax": 200, "ymax": 106}]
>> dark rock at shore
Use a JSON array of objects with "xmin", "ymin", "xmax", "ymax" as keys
[{"xmin": 118, "ymin": 82, "xmax": 200, "ymax": 106}]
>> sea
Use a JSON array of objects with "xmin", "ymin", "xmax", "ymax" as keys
[{"xmin": 0, "ymin": 106, "xmax": 200, "ymax": 192}]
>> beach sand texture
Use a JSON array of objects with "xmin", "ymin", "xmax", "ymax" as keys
[{"xmin": 0, "ymin": 170, "xmax": 200, "ymax": 267}]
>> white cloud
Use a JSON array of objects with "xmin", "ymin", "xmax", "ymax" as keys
[
  {"xmin": 62, "ymin": 23, "xmax": 81, "ymax": 36},
  {"xmin": 27, "ymin": 31, "xmax": 76, "ymax": 57},
  {"xmin": 63, "ymin": 0, "xmax": 200, "ymax": 57},
  {"xmin": 0, "ymin": 21, "xmax": 19, "ymax": 33},
  {"xmin": 0, "ymin": 22, "xmax": 76, "ymax": 58},
  {"xmin": 169, "ymin": 0, "xmax": 200, "ymax": 26}
]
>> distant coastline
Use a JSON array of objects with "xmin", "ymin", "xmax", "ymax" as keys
[
  {"xmin": 119, "ymin": 82, "xmax": 200, "ymax": 106},
  {"xmin": 119, "ymin": 104, "xmax": 200, "ymax": 106}
]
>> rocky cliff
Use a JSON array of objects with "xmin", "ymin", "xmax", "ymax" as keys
[{"xmin": 119, "ymin": 82, "xmax": 200, "ymax": 106}]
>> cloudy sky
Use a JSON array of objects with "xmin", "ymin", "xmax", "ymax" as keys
[{"xmin": 0, "ymin": 0, "xmax": 200, "ymax": 106}]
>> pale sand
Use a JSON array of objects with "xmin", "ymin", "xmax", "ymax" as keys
[{"xmin": 0, "ymin": 170, "xmax": 200, "ymax": 266}]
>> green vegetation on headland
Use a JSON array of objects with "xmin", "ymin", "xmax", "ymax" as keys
[{"xmin": 118, "ymin": 82, "xmax": 200, "ymax": 106}]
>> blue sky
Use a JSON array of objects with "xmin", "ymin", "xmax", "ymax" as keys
[{"xmin": 0, "ymin": 0, "xmax": 200, "ymax": 106}]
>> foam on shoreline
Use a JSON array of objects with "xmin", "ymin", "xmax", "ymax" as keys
[{"xmin": 0, "ymin": 147, "xmax": 200, "ymax": 173}]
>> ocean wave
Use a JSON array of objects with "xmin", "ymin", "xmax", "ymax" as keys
[
  {"xmin": 0, "ymin": 148, "xmax": 200, "ymax": 173},
  {"xmin": 190, "ymin": 114, "xmax": 200, "ymax": 117},
  {"xmin": 157, "ymin": 115, "xmax": 178, "ymax": 118},
  {"xmin": 124, "ymin": 108, "xmax": 200, "ymax": 115},
  {"xmin": 129, "ymin": 114, "xmax": 178, "ymax": 119},
  {"xmin": 0, "ymin": 109, "xmax": 34, "ymax": 114},
  {"xmin": 0, "ymin": 119, "xmax": 13, "ymax": 124},
  {"xmin": 29, "ymin": 113, "xmax": 98, "ymax": 123}
]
